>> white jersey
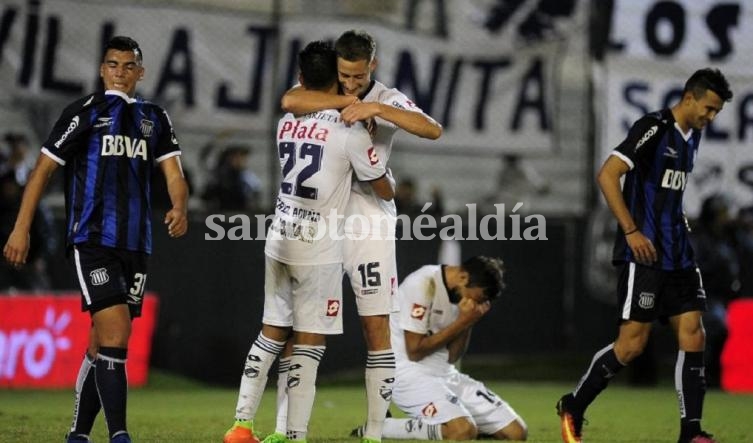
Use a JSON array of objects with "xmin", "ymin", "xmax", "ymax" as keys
[
  {"xmin": 344, "ymin": 80, "xmax": 431, "ymax": 235},
  {"xmin": 390, "ymin": 265, "xmax": 460, "ymax": 377},
  {"xmin": 265, "ymin": 109, "xmax": 386, "ymax": 265}
]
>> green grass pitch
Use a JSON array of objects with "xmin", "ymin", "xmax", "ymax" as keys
[{"xmin": 1, "ymin": 372, "xmax": 752, "ymax": 442}]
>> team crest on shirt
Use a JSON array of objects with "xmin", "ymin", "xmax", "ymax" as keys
[
  {"xmin": 89, "ymin": 268, "xmax": 109, "ymax": 286},
  {"xmin": 368, "ymin": 146, "xmax": 379, "ymax": 165},
  {"xmin": 638, "ymin": 292, "xmax": 655, "ymax": 309},
  {"xmin": 411, "ymin": 303, "xmax": 427, "ymax": 320},
  {"xmin": 326, "ymin": 299, "xmax": 340, "ymax": 316},
  {"xmin": 140, "ymin": 119, "xmax": 154, "ymax": 137},
  {"xmin": 421, "ymin": 402, "xmax": 438, "ymax": 417}
]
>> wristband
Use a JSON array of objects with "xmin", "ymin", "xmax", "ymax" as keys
[{"xmin": 624, "ymin": 228, "xmax": 639, "ymax": 236}]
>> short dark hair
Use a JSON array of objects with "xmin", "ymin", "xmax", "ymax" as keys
[
  {"xmin": 462, "ymin": 256, "xmax": 506, "ymax": 300},
  {"xmin": 104, "ymin": 36, "xmax": 143, "ymax": 64},
  {"xmin": 298, "ymin": 41, "xmax": 338, "ymax": 90},
  {"xmin": 684, "ymin": 68, "xmax": 732, "ymax": 102},
  {"xmin": 335, "ymin": 29, "xmax": 376, "ymax": 62}
]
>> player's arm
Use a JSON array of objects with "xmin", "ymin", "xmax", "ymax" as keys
[
  {"xmin": 341, "ymin": 102, "xmax": 442, "ymax": 139},
  {"xmin": 403, "ymin": 297, "xmax": 489, "ymax": 362},
  {"xmin": 446, "ymin": 327, "xmax": 472, "ymax": 364},
  {"xmin": 367, "ymin": 173, "xmax": 395, "ymax": 201},
  {"xmin": 159, "ymin": 156, "xmax": 189, "ymax": 238},
  {"xmin": 281, "ymin": 85, "xmax": 357, "ymax": 114},
  {"xmin": 3, "ymin": 154, "xmax": 59, "ymax": 267},
  {"xmin": 597, "ymin": 155, "xmax": 656, "ymax": 264}
]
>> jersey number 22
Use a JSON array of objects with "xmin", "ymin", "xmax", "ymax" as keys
[{"xmin": 278, "ymin": 141, "xmax": 323, "ymax": 199}]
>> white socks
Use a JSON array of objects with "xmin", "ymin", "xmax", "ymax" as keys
[{"xmin": 234, "ymin": 333, "xmax": 286, "ymax": 420}]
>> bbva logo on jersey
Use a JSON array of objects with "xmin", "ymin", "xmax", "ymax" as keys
[
  {"xmin": 101, "ymin": 135, "xmax": 147, "ymax": 160},
  {"xmin": 660, "ymin": 169, "xmax": 687, "ymax": 191}
]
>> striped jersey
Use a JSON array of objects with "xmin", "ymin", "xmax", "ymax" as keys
[
  {"xmin": 610, "ymin": 108, "xmax": 701, "ymax": 270},
  {"xmin": 390, "ymin": 265, "xmax": 460, "ymax": 377},
  {"xmin": 264, "ymin": 109, "xmax": 386, "ymax": 265},
  {"xmin": 41, "ymin": 90, "xmax": 181, "ymax": 254},
  {"xmin": 343, "ymin": 80, "xmax": 432, "ymax": 235}
]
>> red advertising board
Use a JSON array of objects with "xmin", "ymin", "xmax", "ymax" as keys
[
  {"xmin": 0, "ymin": 293, "xmax": 158, "ymax": 388},
  {"xmin": 721, "ymin": 298, "xmax": 753, "ymax": 393}
]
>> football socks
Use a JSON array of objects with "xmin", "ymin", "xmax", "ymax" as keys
[
  {"xmin": 275, "ymin": 356, "xmax": 292, "ymax": 434},
  {"xmin": 572, "ymin": 343, "xmax": 625, "ymax": 411},
  {"xmin": 364, "ymin": 350, "xmax": 395, "ymax": 441},
  {"xmin": 676, "ymin": 350, "xmax": 705, "ymax": 440},
  {"xmin": 286, "ymin": 344, "xmax": 325, "ymax": 441},
  {"xmin": 69, "ymin": 352, "xmax": 101, "ymax": 437},
  {"xmin": 382, "ymin": 418, "xmax": 442, "ymax": 440},
  {"xmin": 95, "ymin": 346, "xmax": 128, "ymax": 438},
  {"xmin": 234, "ymin": 333, "xmax": 286, "ymax": 420}
]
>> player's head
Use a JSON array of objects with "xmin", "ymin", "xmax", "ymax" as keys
[
  {"xmin": 100, "ymin": 36, "xmax": 144, "ymax": 97},
  {"xmin": 459, "ymin": 256, "xmax": 506, "ymax": 302},
  {"xmin": 298, "ymin": 40, "xmax": 338, "ymax": 93},
  {"xmin": 335, "ymin": 30, "xmax": 377, "ymax": 97},
  {"xmin": 679, "ymin": 68, "xmax": 732, "ymax": 130}
]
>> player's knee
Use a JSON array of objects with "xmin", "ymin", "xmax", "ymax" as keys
[
  {"xmin": 500, "ymin": 419, "xmax": 528, "ymax": 441},
  {"xmin": 615, "ymin": 335, "xmax": 649, "ymax": 363},
  {"xmin": 679, "ymin": 327, "xmax": 706, "ymax": 351},
  {"xmin": 443, "ymin": 418, "xmax": 477, "ymax": 440}
]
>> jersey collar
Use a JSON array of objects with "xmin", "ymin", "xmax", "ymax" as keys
[
  {"xmin": 358, "ymin": 80, "xmax": 376, "ymax": 100},
  {"xmin": 105, "ymin": 90, "xmax": 137, "ymax": 104},
  {"xmin": 440, "ymin": 265, "xmax": 461, "ymax": 304}
]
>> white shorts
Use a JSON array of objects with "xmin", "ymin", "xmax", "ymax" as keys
[
  {"xmin": 343, "ymin": 236, "xmax": 398, "ymax": 316},
  {"xmin": 392, "ymin": 369, "xmax": 522, "ymax": 435},
  {"xmin": 262, "ymin": 256, "xmax": 343, "ymax": 335}
]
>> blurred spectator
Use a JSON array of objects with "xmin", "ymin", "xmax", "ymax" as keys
[
  {"xmin": 394, "ymin": 176, "xmax": 443, "ymax": 218},
  {"xmin": 0, "ymin": 132, "xmax": 56, "ymax": 290},
  {"xmin": 485, "ymin": 153, "xmax": 549, "ymax": 212},
  {"xmin": 201, "ymin": 145, "xmax": 262, "ymax": 212},
  {"xmin": 732, "ymin": 205, "xmax": 753, "ymax": 297},
  {"xmin": 691, "ymin": 194, "xmax": 741, "ymax": 387},
  {"xmin": 152, "ymin": 163, "xmax": 194, "ymax": 211}
]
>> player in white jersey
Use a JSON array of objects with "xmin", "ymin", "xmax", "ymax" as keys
[
  {"xmin": 223, "ymin": 41, "xmax": 394, "ymax": 443},
  {"xmin": 278, "ymin": 29, "xmax": 443, "ymax": 443},
  {"xmin": 354, "ymin": 257, "xmax": 527, "ymax": 441}
]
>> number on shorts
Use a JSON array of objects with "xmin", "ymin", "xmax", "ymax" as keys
[
  {"xmin": 129, "ymin": 273, "xmax": 147, "ymax": 298},
  {"xmin": 476, "ymin": 389, "xmax": 500, "ymax": 405},
  {"xmin": 357, "ymin": 262, "xmax": 381, "ymax": 287}
]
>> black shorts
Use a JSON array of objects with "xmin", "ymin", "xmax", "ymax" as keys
[
  {"xmin": 72, "ymin": 244, "xmax": 149, "ymax": 317},
  {"xmin": 615, "ymin": 262, "xmax": 706, "ymax": 323}
]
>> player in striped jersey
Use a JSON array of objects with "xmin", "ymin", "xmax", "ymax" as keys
[
  {"xmin": 556, "ymin": 68, "xmax": 732, "ymax": 443},
  {"xmin": 3, "ymin": 36, "xmax": 188, "ymax": 443},
  {"xmin": 276, "ymin": 29, "xmax": 442, "ymax": 443},
  {"xmin": 223, "ymin": 41, "xmax": 394, "ymax": 443}
]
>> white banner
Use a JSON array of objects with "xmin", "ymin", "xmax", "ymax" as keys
[
  {"xmin": 599, "ymin": 0, "xmax": 753, "ymax": 215},
  {"xmin": 0, "ymin": 0, "xmax": 583, "ymax": 153}
]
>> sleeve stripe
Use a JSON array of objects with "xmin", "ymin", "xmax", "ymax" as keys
[
  {"xmin": 156, "ymin": 151, "xmax": 181, "ymax": 163},
  {"xmin": 41, "ymin": 147, "xmax": 66, "ymax": 166},
  {"xmin": 610, "ymin": 151, "xmax": 634, "ymax": 170}
]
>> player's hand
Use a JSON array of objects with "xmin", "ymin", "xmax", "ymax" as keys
[
  {"xmin": 457, "ymin": 297, "xmax": 491, "ymax": 325},
  {"xmin": 164, "ymin": 207, "xmax": 188, "ymax": 238},
  {"xmin": 341, "ymin": 102, "xmax": 380, "ymax": 125},
  {"xmin": 626, "ymin": 231, "xmax": 657, "ymax": 265},
  {"xmin": 3, "ymin": 230, "xmax": 31, "ymax": 268}
]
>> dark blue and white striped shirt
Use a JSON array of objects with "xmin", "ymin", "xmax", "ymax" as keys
[
  {"xmin": 610, "ymin": 109, "xmax": 701, "ymax": 270},
  {"xmin": 42, "ymin": 90, "xmax": 181, "ymax": 254}
]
